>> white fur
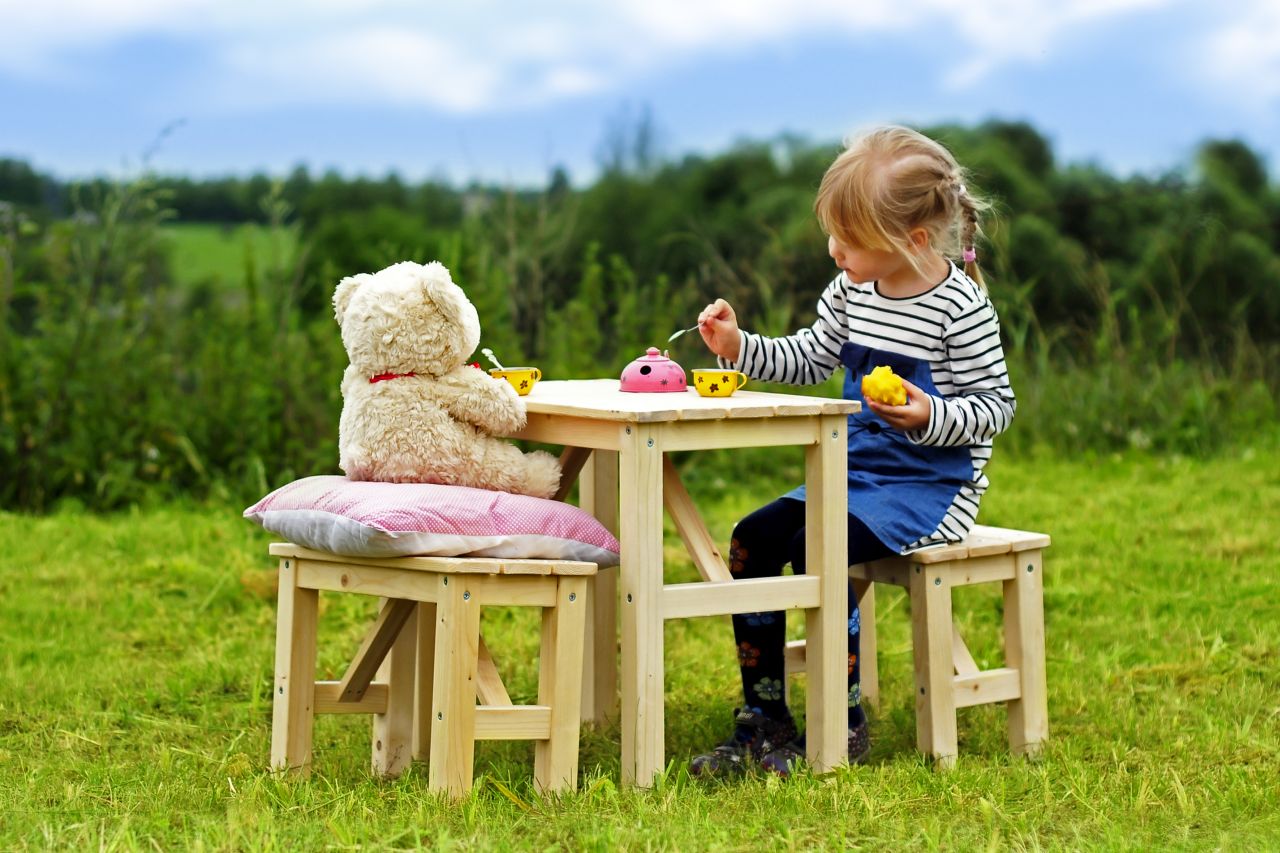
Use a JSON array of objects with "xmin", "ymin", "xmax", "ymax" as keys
[{"xmin": 334, "ymin": 261, "xmax": 561, "ymax": 499}]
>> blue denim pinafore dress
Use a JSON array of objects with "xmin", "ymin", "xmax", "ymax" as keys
[{"xmin": 784, "ymin": 341, "xmax": 972, "ymax": 553}]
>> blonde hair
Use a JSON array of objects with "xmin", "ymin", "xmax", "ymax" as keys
[{"xmin": 814, "ymin": 125, "xmax": 990, "ymax": 288}]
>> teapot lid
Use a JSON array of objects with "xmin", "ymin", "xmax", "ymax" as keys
[{"xmin": 636, "ymin": 347, "xmax": 670, "ymax": 362}]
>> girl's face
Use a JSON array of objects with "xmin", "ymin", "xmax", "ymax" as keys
[{"xmin": 827, "ymin": 235, "xmax": 910, "ymax": 284}]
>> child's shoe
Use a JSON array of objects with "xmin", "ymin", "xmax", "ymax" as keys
[
  {"xmin": 688, "ymin": 707, "xmax": 798, "ymax": 777},
  {"xmin": 758, "ymin": 720, "xmax": 872, "ymax": 778}
]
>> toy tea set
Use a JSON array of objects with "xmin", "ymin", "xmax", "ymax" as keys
[
  {"xmin": 618, "ymin": 348, "xmax": 746, "ymax": 397},
  {"xmin": 482, "ymin": 326, "xmax": 748, "ymax": 398}
]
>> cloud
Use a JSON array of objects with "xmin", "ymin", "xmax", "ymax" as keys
[
  {"xmin": 0, "ymin": 0, "xmax": 1189, "ymax": 112},
  {"xmin": 1199, "ymin": 0, "xmax": 1280, "ymax": 111}
]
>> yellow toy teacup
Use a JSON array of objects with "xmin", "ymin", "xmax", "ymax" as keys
[
  {"xmin": 489, "ymin": 367, "xmax": 542, "ymax": 396},
  {"xmin": 692, "ymin": 369, "xmax": 748, "ymax": 397}
]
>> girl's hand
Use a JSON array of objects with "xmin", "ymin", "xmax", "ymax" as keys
[
  {"xmin": 697, "ymin": 298, "xmax": 741, "ymax": 362},
  {"xmin": 867, "ymin": 378, "xmax": 931, "ymax": 431}
]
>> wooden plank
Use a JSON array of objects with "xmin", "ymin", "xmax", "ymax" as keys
[
  {"xmin": 371, "ymin": 604, "xmax": 416, "ymax": 778},
  {"xmin": 950, "ymin": 554, "xmax": 1018, "ymax": 586},
  {"xmin": 960, "ymin": 534, "xmax": 1014, "ymax": 559},
  {"xmin": 336, "ymin": 597, "xmax": 416, "ymax": 703},
  {"xmin": 953, "ymin": 668, "xmax": 1021, "ymax": 709},
  {"xmin": 1004, "ymin": 550, "xmax": 1049, "ymax": 757},
  {"xmin": 535, "ymin": 575, "xmax": 588, "ymax": 792},
  {"xmin": 475, "ymin": 635, "xmax": 512, "ymax": 706},
  {"xmin": 661, "ymin": 455, "xmax": 731, "ymax": 583},
  {"xmin": 911, "ymin": 564, "xmax": 958, "ymax": 768},
  {"xmin": 297, "ymin": 561, "xmax": 439, "ymax": 601},
  {"xmin": 271, "ymin": 544, "xmax": 593, "ymax": 577},
  {"xmin": 553, "ymin": 446, "xmax": 593, "ymax": 502},
  {"xmin": 804, "ymin": 413, "xmax": 849, "ymax": 774},
  {"xmin": 971, "ymin": 525, "xmax": 1051, "ymax": 552},
  {"xmin": 511, "ymin": 413, "xmax": 624, "ymax": 450},
  {"xmin": 904, "ymin": 541, "xmax": 974, "ymax": 565},
  {"xmin": 474, "ymin": 706, "xmax": 552, "ymax": 740},
  {"xmin": 271, "ymin": 557, "xmax": 318, "ymax": 773},
  {"xmin": 952, "ymin": 622, "xmax": 980, "ymax": 677},
  {"xmin": 428, "ymin": 575, "xmax": 482, "ymax": 797},
  {"xmin": 662, "ymin": 576, "xmax": 821, "ymax": 620},
  {"xmin": 519, "ymin": 380, "xmax": 858, "ymax": 423},
  {"xmin": 618, "ymin": 423, "xmax": 666, "ymax": 787},
  {"xmin": 413, "ymin": 602, "xmax": 437, "ymax": 762},
  {"xmin": 660, "ymin": 418, "xmax": 821, "ymax": 451},
  {"xmin": 470, "ymin": 575, "xmax": 558, "ymax": 607},
  {"xmin": 580, "ymin": 451, "xmax": 619, "ymax": 725},
  {"xmin": 315, "ymin": 681, "xmax": 388, "ymax": 715}
]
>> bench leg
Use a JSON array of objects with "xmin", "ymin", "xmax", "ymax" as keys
[
  {"xmin": 429, "ymin": 577, "xmax": 481, "ymax": 797},
  {"xmin": 1004, "ymin": 550, "xmax": 1049, "ymax": 757},
  {"xmin": 854, "ymin": 578, "xmax": 878, "ymax": 712},
  {"xmin": 372, "ymin": 601, "xmax": 416, "ymax": 778},
  {"xmin": 413, "ymin": 602, "xmax": 437, "ymax": 762},
  {"xmin": 535, "ymin": 575, "xmax": 588, "ymax": 792},
  {"xmin": 910, "ymin": 564, "xmax": 958, "ymax": 768},
  {"xmin": 271, "ymin": 557, "xmax": 318, "ymax": 773}
]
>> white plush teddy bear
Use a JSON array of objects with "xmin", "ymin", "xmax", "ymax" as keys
[{"xmin": 333, "ymin": 260, "xmax": 561, "ymax": 499}]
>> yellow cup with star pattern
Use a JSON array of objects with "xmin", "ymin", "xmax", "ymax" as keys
[{"xmin": 692, "ymin": 369, "xmax": 748, "ymax": 397}]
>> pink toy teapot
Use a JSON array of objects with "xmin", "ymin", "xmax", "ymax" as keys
[{"xmin": 619, "ymin": 347, "xmax": 687, "ymax": 392}]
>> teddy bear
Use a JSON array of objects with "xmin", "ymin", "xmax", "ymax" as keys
[{"xmin": 332, "ymin": 260, "xmax": 561, "ymax": 499}]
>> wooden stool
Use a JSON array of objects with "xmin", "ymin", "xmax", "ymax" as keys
[
  {"xmin": 785, "ymin": 525, "xmax": 1050, "ymax": 767},
  {"xmin": 269, "ymin": 543, "xmax": 595, "ymax": 796}
]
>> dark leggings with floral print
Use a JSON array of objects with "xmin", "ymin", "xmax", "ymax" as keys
[{"xmin": 730, "ymin": 497, "xmax": 893, "ymax": 729}]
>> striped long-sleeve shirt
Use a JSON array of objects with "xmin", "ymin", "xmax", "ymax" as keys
[{"xmin": 721, "ymin": 263, "xmax": 1016, "ymax": 549}]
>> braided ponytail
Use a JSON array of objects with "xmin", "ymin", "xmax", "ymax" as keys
[{"xmin": 955, "ymin": 182, "xmax": 987, "ymax": 290}]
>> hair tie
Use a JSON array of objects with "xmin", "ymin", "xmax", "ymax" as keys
[{"xmin": 963, "ymin": 247, "xmax": 977, "ymax": 263}]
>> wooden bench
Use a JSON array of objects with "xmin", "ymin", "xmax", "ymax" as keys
[
  {"xmin": 269, "ymin": 543, "xmax": 596, "ymax": 796},
  {"xmin": 784, "ymin": 525, "xmax": 1050, "ymax": 767}
]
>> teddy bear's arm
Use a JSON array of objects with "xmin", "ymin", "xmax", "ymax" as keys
[{"xmin": 437, "ymin": 368, "xmax": 527, "ymax": 434}]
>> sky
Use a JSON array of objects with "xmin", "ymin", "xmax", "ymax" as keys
[{"xmin": 1, "ymin": 0, "xmax": 1278, "ymax": 187}]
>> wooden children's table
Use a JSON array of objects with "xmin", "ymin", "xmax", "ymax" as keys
[{"xmin": 504, "ymin": 379, "xmax": 858, "ymax": 786}]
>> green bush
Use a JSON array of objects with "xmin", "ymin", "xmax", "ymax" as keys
[{"xmin": 2, "ymin": 123, "xmax": 1278, "ymax": 511}]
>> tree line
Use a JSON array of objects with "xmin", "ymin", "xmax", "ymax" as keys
[{"xmin": 1, "ymin": 120, "xmax": 1277, "ymax": 510}]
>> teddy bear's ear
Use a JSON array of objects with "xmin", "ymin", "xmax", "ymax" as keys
[
  {"xmin": 418, "ymin": 261, "xmax": 481, "ymax": 352},
  {"xmin": 333, "ymin": 274, "xmax": 367, "ymax": 324}
]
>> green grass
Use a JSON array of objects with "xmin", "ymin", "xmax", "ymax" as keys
[
  {"xmin": 2, "ymin": 449, "xmax": 1278, "ymax": 850},
  {"xmin": 163, "ymin": 223, "xmax": 297, "ymax": 290}
]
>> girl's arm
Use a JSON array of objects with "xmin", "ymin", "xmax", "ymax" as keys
[
  {"xmin": 908, "ymin": 298, "xmax": 1016, "ymax": 446},
  {"xmin": 716, "ymin": 276, "xmax": 850, "ymax": 386}
]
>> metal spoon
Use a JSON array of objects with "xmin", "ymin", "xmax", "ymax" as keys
[
  {"xmin": 667, "ymin": 322, "xmax": 702, "ymax": 343},
  {"xmin": 480, "ymin": 347, "xmax": 505, "ymax": 370}
]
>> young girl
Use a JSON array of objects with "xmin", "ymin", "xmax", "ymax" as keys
[{"xmin": 689, "ymin": 125, "xmax": 1016, "ymax": 777}]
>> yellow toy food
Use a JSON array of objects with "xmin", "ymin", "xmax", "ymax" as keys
[{"xmin": 861, "ymin": 365, "xmax": 908, "ymax": 406}]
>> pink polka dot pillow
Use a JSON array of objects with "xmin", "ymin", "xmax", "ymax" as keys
[{"xmin": 244, "ymin": 476, "xmax": 619, "ymax": 566}]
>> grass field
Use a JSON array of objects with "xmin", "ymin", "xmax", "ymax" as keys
[
  {"xmin": 2, "ymin": 449, "xmax": 1278, "ymax": 850},
  {"xmin": 163, "ymin": 223, "xmax": 297, "ymax": 290}
]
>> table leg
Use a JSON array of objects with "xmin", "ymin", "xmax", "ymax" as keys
[
  {"xmin": 618, "ymin": 425, "xmax": 665, "ymax": 786},
  {"xmin": 804, "ymin": 414, "xmax": 849, "ymax": 773},
  {"xmin": 579, "ymin": 450, "xmax": 619, "ymax": 725}
]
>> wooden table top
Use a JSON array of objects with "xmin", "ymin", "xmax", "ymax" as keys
[{"xmin": 521, "ymin": 379, "xmax": 859, "ymax": 423}]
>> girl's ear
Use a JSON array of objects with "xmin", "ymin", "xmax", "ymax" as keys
[
  {"xmin": 907, "ymin": 227, "xmax": 931, "ymax": 252},
  {"xmin": 333, "ymin": 274, "xmax": 368, "ymax": 324}
]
